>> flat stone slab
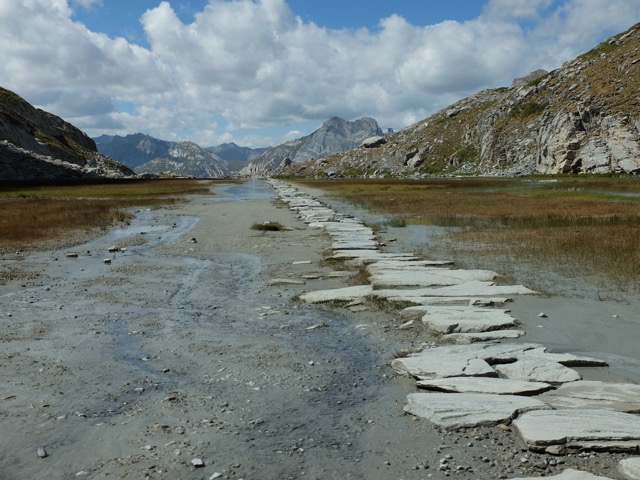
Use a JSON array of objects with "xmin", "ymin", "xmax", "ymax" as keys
[
  {"xmin": 268, "ymin": 278, "xmax": 306, "ymax": 286},
  {"xmin": 416, "ymin": 377, "xmax": 553, "ymax": 395},
  {"xmin": 514, "ymin": 409, "xmax": 640, "ymax": 453},
  {"xmin": 329, "ymin": 250, "xmax": 419, "ymax": 261},
  {"xmin": 299, "ymin": 285, "xmax": 373, "ymax": 303},
  {"xmin": 404, "ymin": 392, "xmax": 548, "ymax": 429},
  {"xmin": 508, "ymin": 469, "xmax": 615, "ymax": 480},
  {"xmin": 401, "ymin": 298, "xmax": 512, "ymax": 312},
  {"xmin": 372, "ymin": 281, "xmax": 537, "ymax": 299},
  {"xmin": 391, "ymin": 342, "xmax": 543, "ymax": 379},
  {"xmin": 441, "ymin": 329, "xmax": 526, "ymax": 344},
  {"xmin": 368, "ymin": 259, "xmax": 455, "ymax": 269},
  {"xmin": 539, "ymin": 380, "xmax": 640, "ymax": 412},
  {"xmin": 369, "ymin": 269, "xmax": 497, "ymax": 288},
  {"xmin": 619, "ymin": 458, "xmax": 640, "ymax": 480},
  {"xmin": 495, "ymin": 356, "xmax": 582, "ymax": 383},
  {"xmin": 422, "ymin": 308, "xmax": 519, "ymax": 334},
  {"xmin": 522, "ymin": 347, "xmax": 608, "ymax": 367}
]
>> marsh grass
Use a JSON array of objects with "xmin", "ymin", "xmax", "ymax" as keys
[
  {"xmin": 0, "ymin": 179, "xmax": 221, "ymax": 249},
  {"xmin": 294, "ymin": 177, "xmax": 640, "ymax": 292}
]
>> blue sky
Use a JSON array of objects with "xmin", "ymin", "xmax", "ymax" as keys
[{"xmin": 2, "ymin": 0, "xmax": 640, "ymax": 147}]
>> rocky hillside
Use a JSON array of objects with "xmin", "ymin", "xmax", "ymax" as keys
[
  {"xmin": 243, "ymin": 116, "xmax": 383, "ymax": 174},
  {"xmin": 0, "ymin": 86, "xmax": 134, "ymax": 180},
  {"xmin": 95, "ymin": 133, "xmax": 174, "ymax": 170},
  {"xmin": 280, "ymin": 23, "xmax": 640, "ymax": 178},
  {"xmin": 134, "ymin": 141, "xmax": 229, "ymax": 178}
]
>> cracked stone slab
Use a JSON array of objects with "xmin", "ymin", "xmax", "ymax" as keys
[
  {"xmin": 329, "ymin": 250, "xmax": 419, "ymax": 261},
  {"xmin": 404, "ymin": 392, "xmax": 548, "ymax": 429},
  {"xmin": 367, "ymin": 259, "xmax": 455, "ymax": 269},
  {"xmin": 495, "ymin": 356, "xmax": 582, "ymax": 383},
  {"xmin": 391, "ymin": 342, "xmax": 543, "ymax": 379},
  {"xmin": 619, "ymin": 458, "xmax": 640, "ymax": 480},
  {"xmin": 508, "ymin": 469, "xmax": 615, "ymax": 480},
  {"xmin": 539, "ymin": 380, "xmax": 640, "ymax": 412},
  {"xmin": 422, "ymin": 308, "xmax": 519, "ymax": 334},
  {"xmin": 416, "ymin": 377, "xmax": 553, "ymax": 395},
  {"xmin": 514, "ymin": 409, "xmax": 640, "ymax": 453},
  {"xmin": 298, "ymin": 285, "xmax": 373, "ymax": 303},
  {"xmin": 441, "ymin": 329, "xmax": 526, "ymax": 344}
]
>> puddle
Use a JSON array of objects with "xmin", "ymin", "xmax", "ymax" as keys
[{"xmin": 210, "ymin": 179, "xmax": 276, "ymax": 202}]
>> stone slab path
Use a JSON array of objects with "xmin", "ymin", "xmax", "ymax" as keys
[{"xmin": 269, "ymin": 180, "xmax": 640, "ymax": 477}]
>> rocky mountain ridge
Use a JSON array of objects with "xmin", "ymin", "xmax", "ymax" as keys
[
  {"xmin": 134, "ymin": 141, "xmax": 229, "ymax": 178},
  {"xmin": 0, "ymin": 86, "xmax": 134, "ymax": 180},
  {"xmin": 279, "ymin": 22, "xmax": 640, "ymax": 178},
  {"xmin": 243, "ymin": 116, "xmax": 384, "ymax": 174}
]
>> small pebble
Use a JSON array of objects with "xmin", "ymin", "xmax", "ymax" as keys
[
  {"xmin": 191, "ymin": 458, "xmax": 205, "ymax": 468},
  {"xmin": 37, "ymin": 447, "xmax": 47, "ymax": 458}
]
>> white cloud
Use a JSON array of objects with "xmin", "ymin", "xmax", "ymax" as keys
[{"xmin": 1, "ymin": 0, "xmax": 640, "ymax": 147}]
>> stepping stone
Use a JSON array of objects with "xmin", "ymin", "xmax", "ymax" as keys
[
  {"xmin": 508, "ymin": 469, "xmax": 615, "ymax": 480},
  {"xmin": 329, "ymin": 251, "xmax": 419, "ymax": 261},
  {"xmin": 514, "ymin": 409, "xmax": 640, "ymax": 453},
  {"xmin": 269, "ymin": 278, "xmax": 305, "ymax": 286},
  {"xmin": 421, "ymin": 309, "xmax": 519, "ymax": 334},
  {"xmin": 539, "ymin": 380, "xmax": 640, "ymax": 412},
  {"xmin": 299, "ymin": 285, "xmax": 373, "ymax": 303},
  {"xmin": 441, "ymin": 330, "xmax": 525, "ymax": 344},
  {"xmin": 391, "ymin": 342, "xmax": 543, "ymax": 379},
  {"xmin": 619, "ymin": 458, "xmax": 640, "ymax": 480},
  {"xmin": 416, "ymin": 377, "xmax": 553, "ymax": 395},
  {"xmin": 368, "ymin": 268, "xmax": 497, "ymax": 288},
  {"xmin": 522, "ymin": 347, "xmax": 608, "ymax": 366},
  {"xmin": 368, "ymin": 259, "xmax": 454, "ymax": 269},
  {"xmin": 404, "ymin": 392, "xmax": 548, "ymax": 429},
  {"xmin": 372, "ymin": 281, "xmax": 537, "ymax": 300},
  {"xmin": 401, "ymin": 298, "xmax": 512, "ymax": 312},
  {"xmin": 495, "ymin": 356, "xmax": 581, "ymax": 383}
]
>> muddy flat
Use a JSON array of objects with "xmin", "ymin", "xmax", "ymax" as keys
[{"xmin": 1, "ymin": 179, "xmax": 639, "ymax": 480}]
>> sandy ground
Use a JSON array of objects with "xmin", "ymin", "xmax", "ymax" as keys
[{"xmin": 1, "ymin": 179, "xmax": 639, "ymax": 480}]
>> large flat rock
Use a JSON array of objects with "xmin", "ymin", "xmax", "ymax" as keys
[
  {"xmin": 442, "ymin": 330, "xmax": 526, "ymax": 344},
  {"xmin": 619, "ymin": 458, "xmax": 640, "ymax": 480},
  {"xmin": 391, "ymin": 342, "xmax": 543, "ymax": 379},
  {"xmin": 495, "ymin": 356, "xmax": 582, "ymax": 383},
  {"xmin": 368, "ymin": 268, "xmax": 497, "ymax": 288},
  {"xmin": 522, "ymin": 347, "xmax": 608, "ymax": 367},
  {"xmin": 508, "ymin": 469, "xmax": 615, "ymax": 480},
  {"xmin": 299, "ymin": 285, "xmax": 373, "ymax": 303},
  {"xmin": 539, "ymin": 380, "xmax": 640, "ymax": 412},
  {"xmin": 514, "ymin": 409, "xmax": 640, "ymax": 453},
  {"xmin": 416, "ymin": 377, "xmax": 553, "ymax": 395},
  {"xmin": 329, "ymin": 250, "xmax": 419, "ymax": 262},
  {"xmin": 404, "ymin": 392, "xmax": 548, "ymax": 429},
  {"xmin": 372, "ymin": 281, "xmax": 537, "ymax": 299},
  {"xmin": 422, "ymin": 308, "xmax": 519, "ymax": 334},
  {"xmin": 401, "ymin": 298, "xmax": 512, "ymax": 311}
]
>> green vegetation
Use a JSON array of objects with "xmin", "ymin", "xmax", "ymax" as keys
[
  {"xmin": 509, "ymin": 101, "xmax": 548, "ymax": 119},
  {"xmin": 294, "ymin": 177, "xmax": 640, "ymax": 292},
  {"xmin": 0, "ymin": 179, "xmax": 221, "ymax": 250}
]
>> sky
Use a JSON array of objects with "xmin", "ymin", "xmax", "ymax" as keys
[{"xmin": 2, "ymin": 1, "xmax": 640, "ymax": 148}]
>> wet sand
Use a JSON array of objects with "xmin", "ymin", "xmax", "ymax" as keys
[{"xmin": 0, "ymin": 179, "xmax": 638, "ymax": 479}]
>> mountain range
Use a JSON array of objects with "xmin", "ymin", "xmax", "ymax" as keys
[{"xmin": 3, "ymin": 22, "xmax": 640, "ymax": 181}]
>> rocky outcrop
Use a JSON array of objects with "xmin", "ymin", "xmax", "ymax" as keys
[
  {"xmin": 243, "ymin": 116, "xmax": 383, "ymax": 174},
  {"xmin": 282, "ymin": 23, "xmax": 640, "ymax": 178},
  {"xmin": 134, "ymin": 141, "xmax": 229, "ymax": 178},
  {"xmin": 0, "ymin": 86, "xmax": 134, "ymax": 180}
]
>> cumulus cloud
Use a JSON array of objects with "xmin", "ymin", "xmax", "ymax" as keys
[{"xmin": 1, "ymin": 0, "xmax": 640, "ymax": 147}]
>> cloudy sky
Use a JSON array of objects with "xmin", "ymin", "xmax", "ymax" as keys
[{"xmin": 2, "ymin": 0, "xmax": 640, "ymax": 147}]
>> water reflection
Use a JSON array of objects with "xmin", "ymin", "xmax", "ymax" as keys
[{"xmin": 211, "ymin": 179, "xmax": 275, "ymax": 202}]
